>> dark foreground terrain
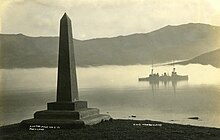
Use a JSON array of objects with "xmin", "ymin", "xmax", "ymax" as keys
[{"xmin": 0, "ymin": 119, "xmax": 220, "ymax": 140}]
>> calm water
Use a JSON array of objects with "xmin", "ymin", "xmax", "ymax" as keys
[{"xmin": 0, "ymin": 64, "xmax": 220, "ymax": 128}]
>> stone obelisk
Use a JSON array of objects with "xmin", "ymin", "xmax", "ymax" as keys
[
  {"xmin": 57, "ymin": 13, "xmax": 78, "ymax": 102},
  {"xmin": 47, "ymin": 13, "xmax": 87, "ymax": 111},
  {"xmin": 21, "ymin": 13, "xmax": 111, "ymax": 129}
]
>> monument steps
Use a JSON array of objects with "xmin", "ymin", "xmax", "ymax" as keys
[
  {"xmin": 21, "ymin": 119, "xmax": 85, "ymax": 129},
  {"xmin": 47, "ymin": 101, "xmax": 88, "ymax": 110},
  {"xmin": 20, "ymin": 111, "xmax": 111, "ymax": 129},
  {"xmin": 34, "ymin": 108, "xmax": 100, "ymax": 120}
]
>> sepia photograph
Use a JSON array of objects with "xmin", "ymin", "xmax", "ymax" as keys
[{"xmin": 0, "ymin": 0, "xmax": 220, "ymax": 139}]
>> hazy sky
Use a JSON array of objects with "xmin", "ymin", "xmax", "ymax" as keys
[{"xmin": 1, "ymin": 0, "xmax": 220, "ymax": 40}]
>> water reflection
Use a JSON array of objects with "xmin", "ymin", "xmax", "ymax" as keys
[{"xmin": 139, "ymin": 77, "xmax": 188, "ymax": 95}]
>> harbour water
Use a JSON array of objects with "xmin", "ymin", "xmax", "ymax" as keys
[{"xmin": 0, "ymin": 64, "xmax": 220, "ymax": 128}]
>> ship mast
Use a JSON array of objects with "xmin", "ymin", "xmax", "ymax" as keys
[
  {"xmin": 151, "ymin": 60, "xmax": 154, "ymax": 74},
  {"xmin": 172, "ymin": 60, "xmax": 176, "ymax": 75}
]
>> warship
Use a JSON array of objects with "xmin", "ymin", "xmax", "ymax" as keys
[{"xmin": 138, "ymin": 66, "xmax": 188, "ymax": 82}]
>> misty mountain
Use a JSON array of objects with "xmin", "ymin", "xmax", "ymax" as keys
[
  {"xmin": 177, "ymin": 49, "xmax": 220, "ymax": 68},
  {"xmin": 1, "ymin": 23, "xmax": 220, "ymax": 68}
]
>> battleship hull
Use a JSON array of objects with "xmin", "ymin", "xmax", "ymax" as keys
[{"xmin": 138, "ymin": 75, "xmax": 188, "ymax": 82}]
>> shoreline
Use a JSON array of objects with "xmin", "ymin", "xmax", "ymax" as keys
[{"xmin": 1, "ymin": 119, "xmax": 220, "ymax": 140}]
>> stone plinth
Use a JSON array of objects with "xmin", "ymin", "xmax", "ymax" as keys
[
  {"xmin": 47, "ymin": 101, "xmax": 88, "ymax": 110},
  {"xmin": 21, "ymin": 114, "xmax": 111, "ymax": 129},
  {"xmin": 21, "ymin": 108, "xmax": 111, "ymax": 129},
  {"xmin": 34, "ymin": 108, "xmax": 99, "ymax": 119}
]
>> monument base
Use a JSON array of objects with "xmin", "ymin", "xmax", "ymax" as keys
[
  {"xmin": 47, "ymin": 101, "xmax": 88, "ymax": 110},
  {"xmin": 20, "ymin": 107, "xmax": 111, "ymax": 129},
  {"xmin": 21, "ymin": 115, "xmax": 111, "ymax": 129}
]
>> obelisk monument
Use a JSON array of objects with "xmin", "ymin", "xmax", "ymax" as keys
[
  {"xmin": 57, "ymin": 13, "xmax": 78, "ymax": 102},
  {"xmin": 46, "ymin": 13, "xmax": 88, "ymax": 111},
  {"xmin": 21, "ymin": 13, "xmax": 111, "ymax": 129}
]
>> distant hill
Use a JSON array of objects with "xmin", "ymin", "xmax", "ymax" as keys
[
  {"xmin": 177, "ymin": 49, "xmax": 220, "ymax": 68},
  {"xmin": 1, "ymin": 23, "xmax": 220, "ymax": 68}
]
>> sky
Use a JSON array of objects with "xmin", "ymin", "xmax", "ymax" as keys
[{"xmin": 0, "ymin": 0, "xmax": 220, "ymax": 40}]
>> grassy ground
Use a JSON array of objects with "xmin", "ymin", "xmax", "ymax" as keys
[{"xmin": 0, "ymin": 119, "xmax": 220, "ymax": 140}]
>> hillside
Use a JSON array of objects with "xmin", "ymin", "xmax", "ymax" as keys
[
  {"xmin": 178, "ymin": 49, "xmax": 220, "ymax": 68},
  {"xmin": 1, "ymin": 23, "xmax": 220, "ymax": 68}
]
